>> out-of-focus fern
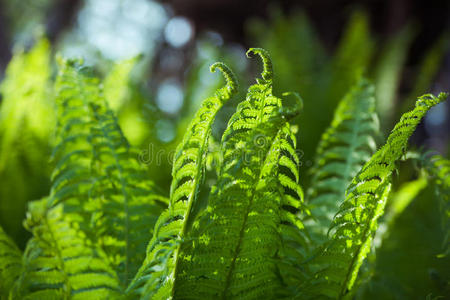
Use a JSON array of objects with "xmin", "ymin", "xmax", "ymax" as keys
[
  {"xmin": 306, "ymin": 92, "xmax": 448, "ymax": 299},
  {"xmin": 103, "ymin": 56, "xmax": 150, "ymax": 145},
  {"xmin": 373, "ymin": 25, "xmax": 414, "ymax": 128},
  {"xmin": 127, "ymin": 62, "xmax": 238, "ymax": 299},
  {"xmin": 0, "ymin": 38, "xmax": 53, "ymax": 243},
  {"xmin": 422, "ymin": 154, "xmax": 450, "ymax": 257},
  {"xmin": 174, "ymin": 49, "xmax": 305, "ymax": 299},
  {"xmin": 12, "ymin": 199, "xmax": 121, "ymax": 299},
  {"xmin": 51, "ymin": 58, "xmax": 167, "ymax": 286},
  {"xmin": 327, "ymin": 11, "xmax": 374, "ymax": 106},
  {"xmin": 401, "ymin": 34, "xmax": 450, "ymax": 114},
  {"xmin": 0, "ymin": 225, "xmax": 22, "ymax": 297},
  {"xmin": 306, "ymin": 78, "xmax": 379, "ymax": 244}
]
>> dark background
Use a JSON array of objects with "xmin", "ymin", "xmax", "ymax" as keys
[{"xmin": 0, "ymin": 0, "xmax": 449, "ymax": 74}]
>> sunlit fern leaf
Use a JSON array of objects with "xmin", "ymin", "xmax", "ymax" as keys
[
  {"xmin": 0, "ymin": 38, "xmax": 53, "ymax": 170},
  {"xmin": 422, "ymin": 153, "xmax": 450, "ymax": 257},
  {"xmin": 11, "ymin": 199, "xmax": 121, "ymax": 299},
  {"xmin": 262, "ymin": 115, "xmax": 309, "ymax": 292},
  {"xmin": 305, "ymin": 78, "xmax": 379, "ymax": 244},
  {"xmin": 305, "ymin": 92, "xmax": 448, "ymax": 299},
  {"xmin": 0, "ymin": 225, "xmax": 22, "ymax": 297},
  {"xmin": 50, "ymin": 57, "xmax": 99, "ymax": 234},
  {"xmin": 52, "ymin": 58, "xmax": 167, "ymax": 286},
  {"xmin": 126, "ymin": 62, "xmax": 238, "ymax": 299},
  {"xmin": 174, "ymin": 48, "xmax": 306, "ymax": 300}
]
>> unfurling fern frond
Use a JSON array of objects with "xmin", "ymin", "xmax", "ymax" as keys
[
  {"xmin": 0, "ymin": 225, "xmax": 22, "ymax": 297},
  {"xmin": 422, "ymin": 153, "xmax": 450, "ymax": 257},
  {"xmin": 12, "ymin": 199, "xmax": 121, "ymax": 299},
  {"xmin": 306, "ymin": 78, "xmax": 379, "ymax": 244},
  {"xmin": 127, "ymin": 62, "xmax": 238, "ymax": 299},
  {"xmin": 52, "ymin": 58, "xmax": 167, "ymax": 286},
  {"xmin": 306, "ymin": 92, "xmax": 448, "ymax": 299},
  {"xmin": 174, "ymin": 49, "xmax": 306, "ymax": 300}
]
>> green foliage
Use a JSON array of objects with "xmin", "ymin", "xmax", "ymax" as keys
[
  {"xmin": 12, "ymin": 199, "xmax": 121, "ymax": 299},
  {"xmin": 0, "ymin": 225, "xmax": 22, "ymax": 297},
  {"xmin": 127, "ymin": 62, "xmax": 238, "ymax": 299},
  {"xmin": 422, "ymin": 154, "xmax": 450, "ymax": 257},
  {"xmin": 0, "ymin": 33, "xmax": 448, "ymax": 300},
  {"xmin": 306, "ymin": 78, "xmax": 379, "ymax": 244},
  {"xmin": 306, "ymin": 93, "xmax": 448, "ymax": 299},
  {"xmin": 51, "ymin": 58, "xmax": 167, "ymax": 286},
  {"xmin": 0, "ymin": 39, "xmax": 53, "ymax": 244},
  {"xmin": 174, "ymin": 49, "xmax": 305, "ymax": 299}
]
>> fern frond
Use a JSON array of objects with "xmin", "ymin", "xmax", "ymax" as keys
[
  {"xmin": 0, "ymin": 38, "xmax": 54, "ymax": 241},
  {"xmin": 422, "ymin": 153, "xmax": 450, "ymax": 257},
  {"xmin": 12, "ymin": 199, "xmax": 121, "ymax": 299},
  {"xmin": 89, "ymin": 105, "xmax": 167, "ymax": 284},
  {"xmin": 306, "ymin": 92, "xmax": 448, "ymax": 299},
  {"xmin": 0, "ymin": 225, "xmax": 22, "ymax": 297},
  {"xmin": 50, "ymin": 58, "xmax": 98, "ymax": 227},
  {"xmin": 174, "ymin": 49, "xmax": 306, "ymax": 299},
  {"xmin": 0, "ymin": 38, "xmax": 53, "ymax": 170},
  {"xmin": 306, "ymin": 78, "xmax": 379, "ymax": 244},
  {"xmin": 127, "ymin": 62, "xmax": 237, "ymax": 299},
  {"xmin": 52, "ymin": 58, "xmax": 167, "ymax": 285}
]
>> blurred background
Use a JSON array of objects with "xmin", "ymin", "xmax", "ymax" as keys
[{"xmin": 0, "ymin": 0, "xmax": 449, "ymax": 298}]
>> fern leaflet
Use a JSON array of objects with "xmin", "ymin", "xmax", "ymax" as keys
[
  {"xmin": 12, "ymin": 199, "xmax": 121, "ymax": 299},
  {"xmin": 0, "ymin": 225, "xmax": 22, "ymax": 297},
  {"xmin": 127, "ymin": 62, "xmax": 238, "ymax": 299},
  {"xmin": 52, "ymin": 58, "xmax": 167, "ymax": 286},
  {"xmin": 306, "ymin": 92, "xmax": 448, "ymax": 299},
  {"xmin": 306, "ymin": 78, "xmax": 379, "ymax": 244}
]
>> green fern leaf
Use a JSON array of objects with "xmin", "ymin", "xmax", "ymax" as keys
[
  {"xmin": 52, "ymin": 58, "xmax": 167, "ymax": 286},
  {"xmin": 0, "ymin": 225, "xmax": 22, "ymax": 297},
  {"xmin": 174, "ymin": 49, "xmax": 306, "ymax": 299},
  {"xmin": 307, "ymin": 92, "xmax": 448, "ymax": 299},
  {"xmin": 127, "ymin": 62, "xmax": 238, "ymax": 299},
  {"xmin": 12, "ymin": 199, "xmax": 121, "ymax": 299},
  {"xmin": 89, "ymin": 99, "xmax": 167, "ymax": 284},
  {"xmin": 306, "ymin": 78, "xmax": 379, "ymax": 244}
]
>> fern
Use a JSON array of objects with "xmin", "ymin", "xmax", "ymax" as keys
[
  {"xmin": 0, "ymin": 41, "xmax": 448, "ymax": 300},
  {"xmin": 306, "ymin": 92, "xmax": 448, "ymax": 299},
  {"xmin": 422, "ymin": 154, "xmax": 450, "ymax": 257},
  {"xmin": 0, "ymin": 38, "xmax": 53, "ymax": 242},
  {"xmin": 0, "ymin": 225, "xmax": 22, "ymax": 297},
  {"xmin": 51, "ymin": 58, "xmax": 167, "ymax": 286},
  {"xmin": 127, "ymin": 62, "xmax": 238, "ymax": 299},
  {"xmin": 174, "ymin": 48, "xmax": 305, "ymax": 299},
  {"xmin": 89, "ymin": 93, "xmax": 167, "ymax": 284},
  {"xmin": 306, "ymin": 78, "xmax": 379, "ymax": 244},
  {"xmin": 12, "ymin": 199, "xmax": 121, "ymax": 299}
]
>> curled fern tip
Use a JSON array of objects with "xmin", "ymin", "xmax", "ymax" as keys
[
  {"xmin": 246, "ymin": 47, "xmax": 273, "ymax": 82},
  {"xmin": 210, "ymin": 62, "xmax": 238, "ymax": 98}
]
